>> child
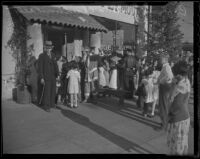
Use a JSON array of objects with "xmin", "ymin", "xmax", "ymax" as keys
[
  {"xmin": 149, "ymin": 68, "xmax": 160, "ymax": 117},
  {"xmin": 102, "ymin": 57, "xmax": 110, "ymax": 88},
  {"xmin": 167, "ymin": 60, "xmax": 191, "ymax": 155},
  {"xmin": 56, "ymin": 56, "xmax": 65, "ymax": 104},
  {"xmin": 66, "ymin": 61, "xmax": 80, "ymax": 108},
  {"xmin": 141, "ymin": 69, "xmax": 154, "ymax": 117},
  {"xmin": 98, "ymin": 61, "xmax": 106, "ymax": 88},
  {"xmin": 109, "ymin": 56, "xmax": 121, "ymax": 90},
  {"xmin": 136, "ymin": 72, "xmax": 146, "ymax": 110}
]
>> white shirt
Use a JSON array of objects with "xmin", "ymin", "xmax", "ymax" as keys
[{"xmin": 158, "ymin": 63, "xmax": 173, "ymax": 84}]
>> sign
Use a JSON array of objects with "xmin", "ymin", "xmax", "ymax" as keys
[
  {"xmin": 102, "ymin": 6, "xmax": 137, "ymax": 18},
  {"xmin": 87, "ymin": 6, "xmax": 137, "ymax": 24}
]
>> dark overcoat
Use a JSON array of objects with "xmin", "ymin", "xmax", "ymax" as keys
[{"xmin": 37, "ymin": 52, "xmax": 59, "ymax": 108}]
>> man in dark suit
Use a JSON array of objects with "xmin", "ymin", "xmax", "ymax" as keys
[{"xmin": 37, "ymin": 41, "xmax": 59, "ymax": 112}]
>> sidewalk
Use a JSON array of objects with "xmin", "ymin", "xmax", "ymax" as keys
[{"xmin": 2, "ymin": 93, "xmax": 194, "ymax": 154}]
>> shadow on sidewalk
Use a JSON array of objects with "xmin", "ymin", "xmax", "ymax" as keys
[
  {"xmin": 96, "ymin": 98, "xmax": 161, "ymax": 130},
  {"xmin": 57, "ymin": 106, "xmax": 153, "ymax": 154}
]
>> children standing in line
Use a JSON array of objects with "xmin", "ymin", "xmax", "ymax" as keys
[{"xmin": 66, "ymin": 61, "xmax": 80, "ymax": 108}]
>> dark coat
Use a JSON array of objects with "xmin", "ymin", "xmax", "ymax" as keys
[
  {"xmin": 38, "ymin": 52, "xmax": 59, "ymax": 81},
  {"xmin": 37, "ymin": 52, "xmax": 59, "ymax": 107}
]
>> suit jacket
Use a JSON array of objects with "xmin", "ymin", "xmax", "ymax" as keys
[{"xmin": 38, "ymin": 52, "xmax": 59, "ymax": 81}]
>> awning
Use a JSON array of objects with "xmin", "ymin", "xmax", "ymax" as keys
[{"xmin": 14, "ymin": 6, "xmax": 108, "ymax": 32}]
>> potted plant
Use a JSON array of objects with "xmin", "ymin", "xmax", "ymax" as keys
[{"xmin": 6, "ymin": 7, "xmax": 32, "ymax": 104}]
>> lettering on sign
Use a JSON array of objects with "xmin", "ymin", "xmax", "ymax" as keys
[{"xmin": 101, "ymin": 5, "xmax": 137, "ymax": 18}]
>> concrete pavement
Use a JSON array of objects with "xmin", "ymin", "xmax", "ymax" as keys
[{"xmin": 2, "ymin": 92, "xmax": 194, "ymax": 154}]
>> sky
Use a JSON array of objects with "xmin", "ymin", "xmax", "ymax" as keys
[{"xmin": 178, "ymin": 1, "xmax": 193, "ymax": 43}]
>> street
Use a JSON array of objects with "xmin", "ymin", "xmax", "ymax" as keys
[{"xmin": 2, "ymin": 90, "xmax": 194, "ymax": 154}]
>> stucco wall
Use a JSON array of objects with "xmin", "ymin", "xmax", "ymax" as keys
[{"xmin": 2, "ymin": 6, "xmax": 16, "ymax": 99}]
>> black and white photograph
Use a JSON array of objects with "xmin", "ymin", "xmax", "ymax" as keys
[{"xmin": 2, "ymin": 1, "xmax": 196, "ymax": 155}]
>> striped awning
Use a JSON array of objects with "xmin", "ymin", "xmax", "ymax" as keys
[{"xmin": 14, "ymin": 6, "xmax": 108, "ymax": 32}]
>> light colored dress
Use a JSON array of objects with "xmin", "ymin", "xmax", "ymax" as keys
[
  {"xmin": 103, "ymin": 62, "xmax": 110, "ymax": 87},
  {"xmin": 109, "ymin": 68, "xmax": 117, "ymax": 89},
  {"xmin": 67, "ymin": 69, "xmax": 80, "ymax": 94},
  {"xmin": 142, "ymin": 77, "xmax": 154, "ymax": 103},
  {"xmin": 98, "ymin": 67, "xmax": 106, "ymax": 87}
]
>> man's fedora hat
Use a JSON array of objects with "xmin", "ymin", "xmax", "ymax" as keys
[{"xmin": 45, "ymin": 41, "xmax": 54, "ymax": 48}]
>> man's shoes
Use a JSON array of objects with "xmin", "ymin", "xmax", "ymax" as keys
[{"xmin": 45, "ymin": 108, "xmax": 51, "ymax": 112}]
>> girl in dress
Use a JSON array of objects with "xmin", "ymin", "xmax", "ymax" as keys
[
  {"xmin": 109, "ymin": 56, "xmax": 121, "ymax": 90},
  {"xmin": 103, "ymin": 57, "xmax": 110, "ymax": 88},
  {"xmin": 141, "ymin": 69, "xmax": 154, "ymax": 117},
  {"xmin": 66, "ymin": 61, "xmax": 81, "ymax": 108},
  {"xmin": 167, "ymin": 60, "xmax": 191, "ymax": 155},
  {"xmin": 149, "ymin": 61, "xmax": 160, "ymax": 117},
  {"xmin": 98, "ymin": 61, "xmax": 106, "ymax": 88}
]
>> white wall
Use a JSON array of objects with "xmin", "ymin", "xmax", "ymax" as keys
[
  {"xmin": 2, "ymin": 6, "xmax": 15, "ymax": 76},
  {"xmin": 27, "ymin": 23, "xmax": 43, "ymax": 59},
  {"xmin": 2, "ymin": 6, "xmax": 16, "ymax": 99}
]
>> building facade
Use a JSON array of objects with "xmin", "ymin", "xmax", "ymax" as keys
[{"xmin": 2, "ymin": 5, "xmax": 149, "ymax": 99}]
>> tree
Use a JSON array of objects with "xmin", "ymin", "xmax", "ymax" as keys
[
  {"xmin": 147, "ymin": 2, "xmax": 184, "ymax": 62},
  {"xmin": 136, "ymin": 6, "xmax": 146, "ymax": 58}
]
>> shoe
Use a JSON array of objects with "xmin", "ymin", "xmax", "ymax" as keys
[
  {"xmin": 46, "ymin": 108, "xmax": 51, "ymax": 112},
  {"xmin": 148, "ymin": 114, "xmax": 155, "ymax": 118},
  {"xmin": 74, "ymin": 105, "xmax": 78, "ymax": 108},
  {"xmin": 143, "ymin": 113, "xmax": 147, "ymax": 117}
]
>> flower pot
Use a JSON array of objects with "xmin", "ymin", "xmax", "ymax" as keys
[{"xmin": 16, "ymin": 85, "xmax": 31, "ymax": 104}]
